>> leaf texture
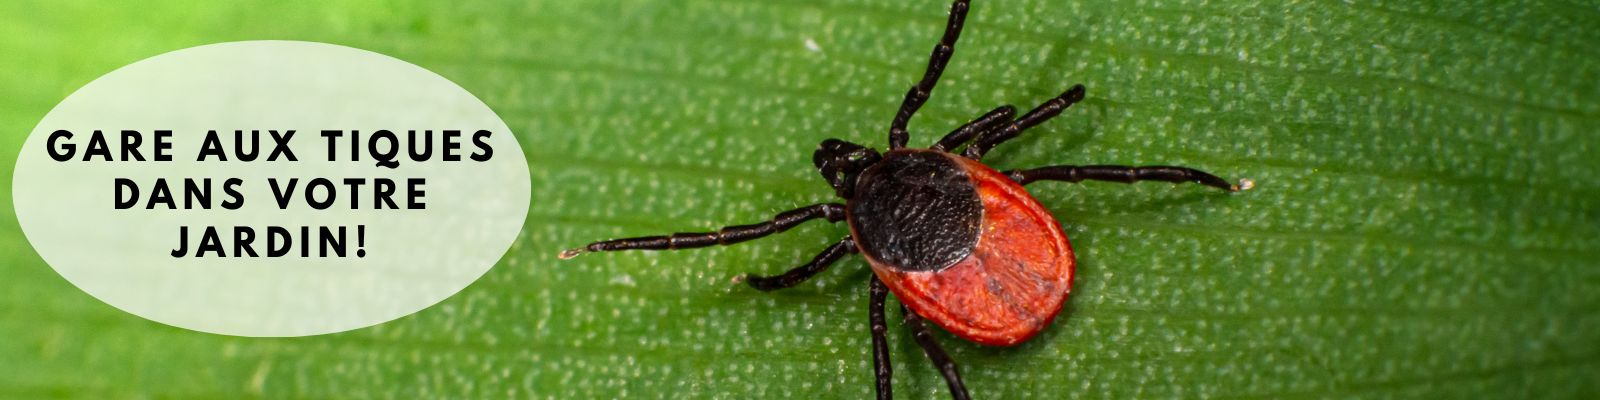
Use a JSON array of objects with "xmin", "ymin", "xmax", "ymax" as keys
[{"xmin": 0, "ymin": 0, "xmax": 1597, "ymax": 398}]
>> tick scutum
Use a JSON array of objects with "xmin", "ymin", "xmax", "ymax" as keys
[{"xmin": 847, "ymin": 150, "xmax": 982, "ymax": 273}]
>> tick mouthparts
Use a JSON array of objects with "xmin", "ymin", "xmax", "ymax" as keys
[{"xmin": 557, "ymin": 248, "xmax": 586, "ymax": 259}]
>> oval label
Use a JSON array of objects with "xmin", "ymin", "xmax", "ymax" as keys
[{"xmin": 12, "ymin": 40, "xmax": 530, "ymax": 337}]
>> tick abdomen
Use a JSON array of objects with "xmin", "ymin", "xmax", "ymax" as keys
[{"xmin": 864, "ymin": 152, "xmax": 1077, "ymax": 346}]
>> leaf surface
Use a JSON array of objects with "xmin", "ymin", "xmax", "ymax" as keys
[{"xmin": 1, "ymin": 0, "xmax": 1597, "ymax": 398}]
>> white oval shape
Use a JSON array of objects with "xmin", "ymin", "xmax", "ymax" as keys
[{"xmin": 12, "ymin": 41, "xmax": 530, "ymax": 337}]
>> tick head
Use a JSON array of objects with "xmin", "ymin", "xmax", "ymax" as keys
[{"xmin": 813, "ymin": 139, "xmax": 881, "ymax": 198}]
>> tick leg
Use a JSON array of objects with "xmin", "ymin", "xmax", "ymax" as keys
[
  {"xmin": 1005, "ymin": 165, "xmax": 1247, "ymax": 192},
  {"xmin": 889, "ymin": 0, "xmax": 972, "ymax": 149},
  {"xmin": 741, "ymin": 236, "xmax": 857, "ymax": 291},
  {"xmin": 930, "ymin": 105, "xmax": 1015, "ymax": 152},
  {"xmin": 870, "ymin": 276, "xmax": 894, "ymax": 400},
  {"xmin": 903, "ymin": 306, "xmax": 971, "ymax": 400},
  {"xmin": 963, "ymin": 84, "xmax": 1087, "ymax": 160},
  {"xmin": 558, "ymin": 203, "xmax": 847, "ymax": 258}
]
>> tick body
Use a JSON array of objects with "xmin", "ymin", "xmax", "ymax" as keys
[
  {"xmin": 850, "ymin": 149, "xmax": 1074, "ymax": 347},
  {"xmin": 560, "ymin": 1, "xmax": 1249, "ymax": 398}
]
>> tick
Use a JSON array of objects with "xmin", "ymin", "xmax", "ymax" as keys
[{"xmin": 559, "ymin": 1, "xmax": 1249, "ymax": 398}]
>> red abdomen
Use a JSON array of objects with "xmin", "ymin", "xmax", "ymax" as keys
[{"xmin": 868, "ymin": 156, "xmax": 1076, "ymax": 346}]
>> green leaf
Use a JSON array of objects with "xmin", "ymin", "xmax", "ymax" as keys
[{"xmin": 2, "ymin": 0, "xmax": 1597, "ymax": 398}]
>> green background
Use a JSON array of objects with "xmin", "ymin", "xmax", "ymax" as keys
[{"xmin": 3, "ymin": 0, "xmax": 1597, "ymax": 398}]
